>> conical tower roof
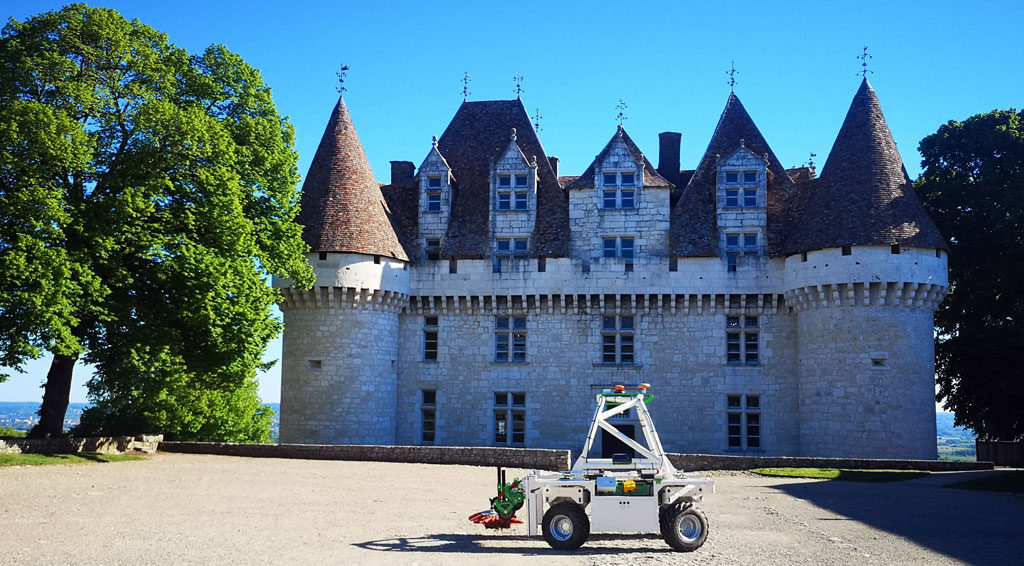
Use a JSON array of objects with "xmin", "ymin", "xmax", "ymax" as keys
[
  {"xmin": 296, "ymin": 97, "xmax": 408, "ymax": 260},
  {"xmin": 783, "ymin": 79, "xmax": 945, "ymax": 253},
  {"xmin": 672, "ymin": 93, "xmax": 794, "ymax": 256}
]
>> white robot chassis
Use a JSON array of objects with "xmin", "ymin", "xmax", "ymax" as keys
[{"xmin": 470, "ymin": 384, "xmax": 714, "ymax": 551}]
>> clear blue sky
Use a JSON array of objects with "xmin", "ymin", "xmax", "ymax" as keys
[{"xmin": 1, "ymin": 0, "xmax": 1020, "ymax": 403}]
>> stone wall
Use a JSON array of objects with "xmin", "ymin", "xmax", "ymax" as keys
[
  {"xmin": 668, "ymin": 452, "xmax": 992, "ymax": 472},
  {"xmin": 395, "ymin": 305, "xmax": 799, "ymax": 456},
  {"xmin": 0, "ymin": 435, "xmax": 162, "ymax": 454},
  {"xmin": 158, "ymin": 441, "xmax": 571, "ymax": 471}
]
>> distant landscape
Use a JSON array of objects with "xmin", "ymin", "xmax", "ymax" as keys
[
  {"xmin": 0, "ymin": 402, "xmax": 281, "ymax": 443},
  {"xmin": 0, "ymin": 402, "xmax": 976, "ymax": 460}
]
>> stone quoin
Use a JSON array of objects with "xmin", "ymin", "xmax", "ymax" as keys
[{"xmin": 273, "ymin": 79, "xmax": 947, "ymax": 459}]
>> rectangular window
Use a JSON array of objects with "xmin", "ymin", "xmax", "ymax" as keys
[
  {"xmin": 495, "ymin": 238, "xmax": 527, "ymax": 257},
  {"xmin": 743, "ymin": 171, "xmax": 757, "ymax": 185},
  {"xmin": 494, "ymin": 392, "xmax": 526, "ymax": 446},
  {"xmin": 620, "ymin": 189, "xmax": 635, "ymax": 209},
  {"xmin": 498, "ymin": 174, "xmax": 511, "ymax": 188},
  {"xmin": 725, "ymin": 188, "xmax": 739, "ymax": 207},
  {"xmin": 495, "ymin": 316, "xmax": 527, "ymax": 363},
  {"xmin": 602, "ymin": 315, "xmax": 635, "ymax": 364},
  {"xmin": 603, "ymin": 172, "xmax": 617, "ymax": 186},
  {"xmin": 426, "ymin": 190, "xmax": 441, "ymax": 211},
  {"xmin": 497, "ymin": 191, "xmax": 512, "ymax": 210},
  {"xmin": 421, "ymin": 389, "xmax": 436, "ymax": 444},
  {"xmin": 423, "ymin": 316, "xmax": 438, "ymax": 361},
  {"xmin": 514, "ymin": 174, "xmax": 528, "ymax": 188},
  {"xmin": 743, "ymin": 187, "xmax": 757, "ymax": 207},
  {"xmin": 727, "ymin": 394, "xmax": 761, "ymax": 449},
  {"xmin": 726, "ymin": 315, "xmax": 760, "ymax": 365},
  {"xmin": 725, "ymin": 171, "xmax": 739, "ymax": 185},
  {"xmin": 514, "ymin": 191, "xmax": 528, "ymax": 210},
  {"xmin": 603, "ymin": 237, "xmax": 617, "ymax": 258},
  {"xmin": 427, "ymin": 176, "xmax": 442, "ymax": 189},
  {"xmin": 425, "ymin": 238, "xmax": 441, "ymax": 261},
  {"xmin": 620, "ymin": 172, "xmax": 635, "ymax": 186},
  {"xmin": 603, "ymin": 190, "xmax": 617, "ymax": 209}
]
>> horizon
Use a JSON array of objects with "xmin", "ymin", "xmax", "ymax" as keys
[{"xmin": 1, "ymin": 0, "xmax": 1020, "ymax": 405}]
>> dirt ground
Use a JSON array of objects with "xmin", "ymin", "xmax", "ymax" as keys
[{"xmin": 1, "ymin": 453, "xmax": 1020, "ymax": 565}]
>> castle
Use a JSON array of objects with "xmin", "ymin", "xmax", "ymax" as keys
[{"xmin": 274, "ymin": 79, "xmax": 948, "ymax": 459}]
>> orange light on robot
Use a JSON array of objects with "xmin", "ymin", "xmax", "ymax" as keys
[
  {"xmin": 614, "ymin": 385, "xmax": 625, "ymax": 393},
  {"xmin": 638, "ymin": 383, "xmax": 650, "ymax": 390}
]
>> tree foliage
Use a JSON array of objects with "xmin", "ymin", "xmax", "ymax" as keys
[
  {"xmin": 0, "ymin": 4, "xmax": 312, "ymax": 440},
  {"xmin": 916, "ymin": 109, "xmax": 1024, "ymax": 441}
]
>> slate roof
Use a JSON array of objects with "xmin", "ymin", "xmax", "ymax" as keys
[
  {"xmin": 782, "ymin": 79, "xmax": 947, "ymax": 254},
  {"xmin": 435, "ymin": 99, "xmax": 568, "ymax": 257},
  {"xmin": 671, "ymin": 93, "xmax": 795, "ymax": 257},
  {"xmin": 296, "ymin": 97, "xmax": 408, "ymax": 260},
  {"xmin": 565, "ymin": 126, "xmax": 674, "ymax": 190}
]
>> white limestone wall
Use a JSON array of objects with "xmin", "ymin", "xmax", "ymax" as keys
[
  {"xmin": 280, "ymin": 306, "xmax": 400, "ymax": 444},
  {"xmin": 795, "ymin": 306, "xmax": 938, "ymax": 459},
  {"xmin": 785, "ymin": 245, "xmax": 946, "ymax": 459},
  {"xmin": 412, "ymin": 256, "xmax": 785, "ymax": 297},
  {"xmin": 394, "ymin": 308, "xmax": 799, "ymax": 456},
  {"xmin": 277, "ymin": 252, "xmax": 409, "ymax": 444}
]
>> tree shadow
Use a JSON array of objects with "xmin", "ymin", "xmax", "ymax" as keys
[
  {"xmin": 353, "ymin": 533, "xmax": 672, "ymax": 555},
  {"xmin": 768, "ymin": 472, "xmax": 1024, "ymax": 565}
]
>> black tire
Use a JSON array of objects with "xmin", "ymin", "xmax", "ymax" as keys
[
  {"xmin": 658, "ymin": 504, "xmax": 671, "ymax": 540},
  {"xmin": 663, "ymin": 504, "xmax": 709, "ymax": 552},
  {"xmin": 542, "ymin": 502, "xmax": 590, "ymax": 550}
]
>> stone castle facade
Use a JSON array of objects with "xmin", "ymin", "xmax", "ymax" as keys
[{"xmin": 275, "ymin": 79, "xmax": 948, "ymax": 459}]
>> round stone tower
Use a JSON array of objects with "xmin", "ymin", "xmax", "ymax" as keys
[
  {"xmin": 783, "ymin": 79, "xmax": 948, "ymax": 459},
  {"xmin": 275, "ymin": 96, "xmax": 410, "ymax": 445}
]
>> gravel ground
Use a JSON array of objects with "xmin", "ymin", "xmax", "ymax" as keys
[{"xmin": 1, "ymin": 453, "xmax": 1021, "ymax": 565}]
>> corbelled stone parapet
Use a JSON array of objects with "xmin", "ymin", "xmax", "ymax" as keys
[
  {"xmin": 279, "ymin": 286, "xmax": 408, "ymax": 314},
  {"xmin": 784, "ymin": 281, "xmax": 946, "ymax": 312}
]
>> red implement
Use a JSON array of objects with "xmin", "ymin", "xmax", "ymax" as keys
[{"xmin": 468, "ymin": 509, "xmax": 523, "ymax": 529}]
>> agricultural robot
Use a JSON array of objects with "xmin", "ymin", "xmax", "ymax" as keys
[{"xmin": 469, "ymin": 384, "xmax": 714, "ymax": 551}]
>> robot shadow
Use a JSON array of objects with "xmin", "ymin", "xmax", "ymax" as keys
[{"xmin": 352, "ymin": 533, "xmax": 674, "ymax": 555}]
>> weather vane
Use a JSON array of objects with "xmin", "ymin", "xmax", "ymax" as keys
[
  {"xmin": 461, "ymin": 72, "xmax": 471, "ymax": 101},
  {"xmin": 808, "ymin": 151, "xmax": 817, "ymax": 170},
  {"xmin": 513, "ymin": 73, "xmax": 524, "ymax": 99},
  {"xmin": 726, "ymin": 61, "xmax": 738, "ymax": 92},
  {"xmin": 615, "ymin": 99, "xmax": 628, "ymax": 126},
  {"xmin": 336, "ymin": 64, "xmax": 349, "ymax": 95},
  {"xmin": 532, "ymin": 108, "xmax": 543, "ymax": 132},
  {"xmin": 858, "ymin": 46, "xmax": 873, "ymax": 78}
]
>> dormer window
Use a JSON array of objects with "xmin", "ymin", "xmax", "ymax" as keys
[
  {"xmin": 724, "ymin": 170, "xmax": 759, "ymax": 208},
  {"xmin": 725, "ymin": 232, "xmax": 758, "ymax": 271},
  {"xmin": 424, "ymin": 175, "xmax": 443, "ymax": 212},
  {"xmin": 497, "ymin": 173, "xmax": 528, "ymax": 211},
  {"xmin": 601, "ymin": 170, "xmax": 638, "ymax": 209}
]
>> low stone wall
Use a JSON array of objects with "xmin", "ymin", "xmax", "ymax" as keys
[
  {"xmin": 667, "ymin": 453, "xmax": 993, "ymax": 472},
  {"xmin": 158, "ymin": 442, "xmax": 571, "ymax": 471},
  {"xmin": 976, "ymin": 441, "xmax": 1024, "ymax": 467},
  {"xmin": 0, "ymin": 435, "xmax": 162, "ymax": 455}
]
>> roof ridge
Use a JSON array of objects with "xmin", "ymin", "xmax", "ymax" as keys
[{"xmin": 566, "ymin": 126, "xmax": 673, "ymax": 189}]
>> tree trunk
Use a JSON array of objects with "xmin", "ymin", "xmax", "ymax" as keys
[{"xmin": 27, "ymin": 354, "xmax": 79, "ymax": 438}]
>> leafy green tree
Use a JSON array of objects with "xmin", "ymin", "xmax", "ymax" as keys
[
  {"xmin": 0, "ymin": 4, "xmax": 312, "ymax": 440},
  {"xmin": 916, "ymin": 109, "xmax": 1024, "ymax": 441}
]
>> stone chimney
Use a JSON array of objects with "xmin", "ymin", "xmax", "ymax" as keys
[
  {"xmin": 390, "ymin": 160, "xmax": 415, "ymax": 187},
  {"xmin": 658, "ymin": 132, "xmax": 681, "ymax": 187},
  {"xmin": 548, "ymin": 156, "xmax": 559, "ymax": 178}
]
